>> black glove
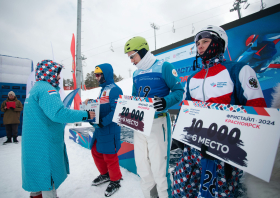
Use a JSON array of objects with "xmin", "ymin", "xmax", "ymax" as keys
[
  {"xmin": 153, "ymin": 96, "xmax": 167, "ymax": 112},
  {"xmin": 224, "ymin": 163, "xmax": 233, "ymax": 183},
  {"xmin": 10, "ymin": 107, "xmax": 15, "ymax": 110},
  {"xmin": 171, "ymin": 139, "xmax": 185, "ymax": 150},
  {"xmin": 98, "ymin": 118, "xmax": 104, "ymax": 128},
  {"xmin": 201, "ymin": 144, "xmax": 215, "ymax": 160}
]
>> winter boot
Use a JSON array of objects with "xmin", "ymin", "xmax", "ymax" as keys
[
  {"xmin": 30, "ymin": 191, "xmax": 43, "ymax": 198},
  {"xmin": 104, "ymin": 179, "xmax": 122, "ymax": 197},
  {"xmin": 3, "ymin": 138, "xmax": 12, "ymax": 144},
  {"xmin": 13, "ymin": 136, "xmax": 18, "ymax": 143},
  {"xmin": 30, "ymin": 195, "xmax": 42, "ymax": 198},
  {"xmin": 91, "ymin": 172, "xmax": 110, "ymax": 186}
]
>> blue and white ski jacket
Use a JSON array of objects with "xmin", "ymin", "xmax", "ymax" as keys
[
  {"xmin": 132, "ymin": 60, "xmax": 184, "ymax": 111},
  {"xmin": 90, "ymin": 63, "xmax": 123, "ymax": 154}
]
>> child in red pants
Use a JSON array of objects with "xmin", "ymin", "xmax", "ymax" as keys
[{"xmin": 86, "ymin": 63, "xmax": 123, "ymax": 197}]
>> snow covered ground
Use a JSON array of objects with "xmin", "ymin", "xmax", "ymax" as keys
[
  {"xmin": 1, "ymin": 125, "xmax": 279, "ymax": 198},
  {"xmin": 1, "ymin": 79, "xmax": 279, "ymax": 198},
  {"xmin": 0, "ymin": 123, "xmax": 145, "ymax": 198}
]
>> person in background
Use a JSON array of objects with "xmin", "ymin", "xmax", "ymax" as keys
[
  {"xmin": 21, "ymin": 59, "xmax": 95, "ymax": 198},
  {"xmin": 124, "ymin": 36, "xmax": 184, "ymax": 198},
  {"xmin": 85, "ymin": 63, "xmax": 123, "ymax": 197},
  {"xmin": 1, "ymin": 91, "xmax": 23, "ymax": 144},
  {"xmin": 172, "ymin": 25, "xmax": 267, "ymax": 198}
]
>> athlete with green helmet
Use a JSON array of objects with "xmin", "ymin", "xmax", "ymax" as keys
[
  {"xmin": 124, "ymin": 36, "xmax": 184, "ymax": 198},
  {"xmin": 124, "ymin": 36, "xmax": 149, "ymax": 53}
]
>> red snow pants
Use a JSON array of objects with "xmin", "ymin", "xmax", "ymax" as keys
[{"xmin": 91, "ymin": 141, "xmax": 122, "ymax": 181}]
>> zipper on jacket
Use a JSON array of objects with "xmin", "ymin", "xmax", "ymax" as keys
[
  {"xmin": 162, "ymin": 124, "xmax": 166, "ymax": 142},
  {"xmin": 202, "ymin": 65, "xmax": 209, "ymax": 102}
]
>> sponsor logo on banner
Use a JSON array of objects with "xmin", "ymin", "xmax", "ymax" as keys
[
  {"xmin": 157, "ymin": 60, "xmax": 164, "ymax": 65},
  {"xmin": 165, "ymin": 56, "xmax": 171, "ymax": 62},
  {"xmin": 154, "ymin": 43, "xmax": 196, "ymax": 63},
  {"xmin": 173, "ymin": 51, "xmax": 186, "ymax": 59},
  {"xmin": 189, "ymin": 45, "xmax": 196, "ymax": 55}
]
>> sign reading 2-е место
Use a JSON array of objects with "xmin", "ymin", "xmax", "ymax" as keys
[
  {"xmin": 112, "ymin": 95, "xmax": 155, "ymax": 136},
  {"xmin": 173, "ymin": 100, "xmax": 280, "ymax": 182}
]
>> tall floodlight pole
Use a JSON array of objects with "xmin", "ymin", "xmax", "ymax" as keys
[
  {"xmin": 81, "ymin": 55, "xmax": 87, "ymax": 90},
  {"xmin": 76, "ymin": 0, "xmax": 82, "ymax": 96},
  {"xmin": 230, "ymin": 0, "xmax": 250, "ymax": 19},
  {"xmin": 150, "ymin": 23, "xmax": 160, "ymax": 50}
]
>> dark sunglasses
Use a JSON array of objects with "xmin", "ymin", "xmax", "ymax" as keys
[
  {"xmin": 95, "ymin": 73, "xmax": 103, "ymax": 77},
  {"xmin": 195, "ymin": 31, "xmax": 219, "ymax": 44},
  {"xmin": 129, "ymin": 51, "xmax": 138, "ymax": 59}
]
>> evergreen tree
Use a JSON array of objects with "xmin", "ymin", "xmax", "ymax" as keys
[
  {"xmin": 63, "ymin": 78, "xmax": 74, "ymax": 87},
  {"xmin": 85, "ymin": 72, "xmax": 124, "ymax": 88},
  {"xmin": 85, "ymin": 71, "xmax": 99, "ymax": 88}
]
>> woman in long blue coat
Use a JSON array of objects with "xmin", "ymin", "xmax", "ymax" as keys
[{"xmin": 22, "ymin": 60, "xmax": 92, "ymax": 198}]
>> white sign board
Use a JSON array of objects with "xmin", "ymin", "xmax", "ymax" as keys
[
  {"xmin": 113, "ymin": 95, "xmax": 155, "ymax": 136},
  {"xmin": 173, "ymin": 100, "xmax": 280, "ymax": 182},
  {"xmin": 80, "ymin": 99, "xmax": 100, "ymax": 124}
]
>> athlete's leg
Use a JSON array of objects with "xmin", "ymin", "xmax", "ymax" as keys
[
  {"xmin": 103, "ymin": 153, "xmax": 122, "ymax": 181},
  {"xmin": 134, "ymin": 130, "xmax": 156, "ymax": 198},
  {"xmin": 148, "ymin": 116, "xmax": 172, "ymax": 198},
  {"xmin": 91, "ymin": 141, "xmax": 108, "ymax": 174}
]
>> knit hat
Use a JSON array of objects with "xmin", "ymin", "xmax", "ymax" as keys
[
  {"xmin": 8, "ymin": 91, "xmax": 15, "ymax": 96},
  {"xmin": 35, "ymin": 59, "xmax": 63, "ymax": 87}
]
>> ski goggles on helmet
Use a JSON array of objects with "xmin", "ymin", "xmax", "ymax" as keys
[
  {"xmin": 128, "ymin": 51, "xmax": 138, "ymax": 59},
  {"xmin": 195, "ymin": 31, "xmax": 219, "ymax": 45}
]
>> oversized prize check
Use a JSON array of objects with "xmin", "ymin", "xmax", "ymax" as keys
[
  {"xmin": 112, "ymin": 95, "xmax": 155, "ymax": 136},
  {"xmin": 173, "ymin": 100, "xmax": 280, "ymax": 182},
  {"xmin": 80, "ymin": 99, "xmax": 100, "ymax": 124}
]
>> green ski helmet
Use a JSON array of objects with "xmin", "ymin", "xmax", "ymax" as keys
[{"xmin": 124, "ymin": 36, "xmax": 149, "ymax": 53}]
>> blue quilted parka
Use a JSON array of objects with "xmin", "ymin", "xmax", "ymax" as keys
[
  {"xmin": 21, "ymin": 61, "xmax": 88, "ymax": 192},
  {"xmin": 90, "ymin": 63, "xmax": 123, "ymax": 154}
]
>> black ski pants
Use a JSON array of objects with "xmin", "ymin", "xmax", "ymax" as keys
[{"xmin": 5, "ymin": 124, "xmax": 19, "ymax": 138}]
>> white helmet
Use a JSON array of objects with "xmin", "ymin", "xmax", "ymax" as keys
[{"xmin": 194, "ymin": 25, "xmax": 228, "ymax": 53}]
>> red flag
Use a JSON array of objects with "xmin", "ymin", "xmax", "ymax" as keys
[
  {"xmin": 71, "ymin": 34, "xmax": 76, "ymax": 74},
  {"xmin": 70, "ymin": 34, "xmax": 81, "ymax": 110}
]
